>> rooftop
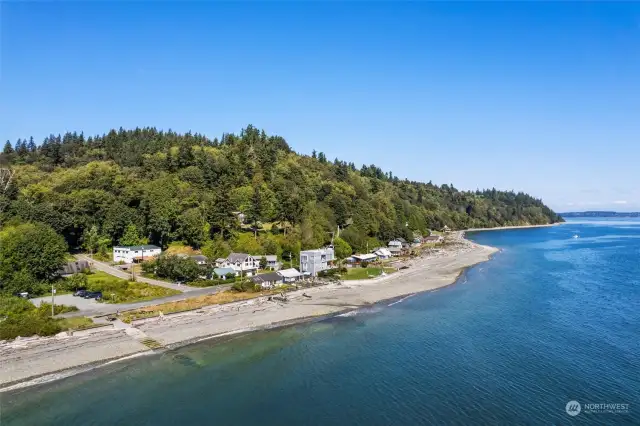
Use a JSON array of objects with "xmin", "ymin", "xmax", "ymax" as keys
[{"xmin": 114, "ymin": 245, "xmax": 161, "ymax": 251}]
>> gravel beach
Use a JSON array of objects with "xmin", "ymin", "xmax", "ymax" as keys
[{"xmin": 0, "ymin": 232, "xmax": 498, "ymax": 390}]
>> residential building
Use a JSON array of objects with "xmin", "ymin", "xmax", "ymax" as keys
[
  {"xmin": 373, "ymin": 248, "xmax": 392, "ymax": 259},
  {"xmin": 278, "ymin": 268, "xmax": 303, "ymax": 283},
  {"xmin": 349, "ymin": 253, "xmax": 378, "ymax": 264},
  {"xmin": 388, "ymin": 246, "xmax": 403, "ymax": 257},
  {"xmin": 58, "ymin": 260, "xmax": 90, "ymax": 277},
  {"xmin": 299, "ymin": 247, "xmax": 335, "ymax": 277},
  {"xmin": 388, "ymin": 240, "xmax": 402, "ymax": 248},
  {"xmin": 113, "ymin": 245, "xmax": 162, "ymax": 263},
  {"xmin": 212, "ymin": 267, "xmax": 236, "ymax": 279},
  {"xmin": 250, "ymin": 271, "xmax": 283, "ymax": 289},
  {"xmin": 219, "ymin": 253, "xmax": 259, "ymax": 277},
  {"xmin": 214, "ymin": 258, "xmax": 227, "ymax": 267},
  {"xmin": 190, "ymin": 255, "xmax": 209, "ymax": 265},
  {"xmin": 255, "ymin": 255, "xmax": 281, "ymax": 270}
]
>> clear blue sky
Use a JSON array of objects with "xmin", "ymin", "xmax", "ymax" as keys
[{"xmin": 2, "ymin": 2, "xmax": 639, "ymax": 212}]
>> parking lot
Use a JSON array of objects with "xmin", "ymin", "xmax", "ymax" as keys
[{"xmin": 30, "ymin": 293, "xmax": 102, "ymax": 311}]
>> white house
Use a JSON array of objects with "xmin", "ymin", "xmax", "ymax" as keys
[
  {"xmin": 373, "ymin": 248, "xmax": 392, "ymax": 259},
  {"xmin": 190, "ymin": 255, "xmax": 209, "ymax": 265},
  {"xmin": 255, "ymin": 255, "xmax": 281, "ymax": 270},
  {"xmin": 388, "ymin": 240, "xmax": 402, "ymax": 248},
  {"xmin": 219, "ymin": 253, "xmax": 259, "ymax": 277},
  {"xmin": 350, "ymin": 253, "xmax": 378, "ymax": 264},
  {"xmin": 113, "ymin": 245, "xmax": 161, "ymax": 263},
  {"xmin": 278, "ymin": 268, "xmax": 303, "ymax": 283}
]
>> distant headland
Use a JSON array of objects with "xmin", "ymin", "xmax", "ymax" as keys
[{"xmin": 561, "ymin": 211, "xmax": 640, "ymax": 218}]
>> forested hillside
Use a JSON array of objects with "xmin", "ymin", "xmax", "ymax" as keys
[{"xmin": 0, "ymin": 126, "xmax": 562, "ymax": 258}]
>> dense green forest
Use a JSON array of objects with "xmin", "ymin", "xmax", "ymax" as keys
[{"xmin": 0, "ymin": 125, "xmax": 562, "ymax": 260}]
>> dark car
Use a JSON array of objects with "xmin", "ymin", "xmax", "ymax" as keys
[
  {"xmin": 74, "ymin": 289, "xmax": 88, "ymax": 297},
  {"xmin": 83, "ymin": 291, "xmax": 103, "ymax": 300}
]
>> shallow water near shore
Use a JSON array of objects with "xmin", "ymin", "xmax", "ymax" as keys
[{"xmin": 2, "ymin": 219, "xmax": 639, "ymax": 425}]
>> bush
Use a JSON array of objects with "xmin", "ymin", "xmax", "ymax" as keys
[
  {"xmin": 189, "ymin": 279, "xmax": 228, "ymax": 287},
  {"xmin": 360, "ymin": 261, "xmax": 369, "ymax": 268},
  {"xmin": 0, "ymin": 295, "xmax": 34, "ymax": 316},
  {"xmin": 0, "ymin": 311, "xmax": 62, "ymax": 340},
  {"xmin": 146, "ymin": 255, "xmax": 204, "ymax": 283},
  {"xmin": 231, "ymin": 279, "xmax": 257, "ymax": 293}
]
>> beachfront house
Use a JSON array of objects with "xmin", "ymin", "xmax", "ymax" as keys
[
  {"xmin": 255, "ymin": 255, "xmax": 281, "ymax": 270},
  {"xmin": 250, "ymin": 271, "xmax": 283, "ymax": 289},
  {"xmin": 373, "ymin": 248, "xmax": 392, "ymax": 260},
  {"xmin": 349, "ymin": 253, "xmax": 378, "ymax": 265},
  {"xmin": 219, "ymin": 253, "xmax": 259, "ymax": 277},
  {"xmin": 278, "ymin": 268, "xmax": 303, "ymax": 283},
  {"xmin": 388, "ymin": 240, "xmax": 402, "ymax": 249},
  {"xmin": 113, "ymin": 245, "xmax": 162, "ymax": 263},
  {"xmin": 300, "ymin": 247, "xmax": 335, "ymax": 277}
]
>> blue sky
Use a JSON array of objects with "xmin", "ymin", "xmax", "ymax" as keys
[{"xmin": 1, "ymin": 2, "xmax": 639, "ymax": 212}]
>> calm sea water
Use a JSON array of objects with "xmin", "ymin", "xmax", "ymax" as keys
[{"xmin": 2, "ymin": 219, "xmax": 639, "ymax": 425}]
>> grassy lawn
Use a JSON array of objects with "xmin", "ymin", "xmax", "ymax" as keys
[
  {"xmin": 57, "ymin": 316, "xmax": 96, "ymax": 330},
  {"xmin": 86, "ymin": 271, "xmax": 181, "ymax": 303},
  {"xmin": 341, "ymin": 267, "xmax": 397, "ymax": 280},
  {"xmin": 120, "ymin": 288, "xmax": 281, "ymax": 323}
]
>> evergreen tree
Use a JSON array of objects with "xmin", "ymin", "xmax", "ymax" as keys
[
  {"xmin": 2, "ymin": 140, "xmax": 13, "ymax": 154},
  {"xmin": 27, "ymin": 137, "xmax": 37, "ymax": 153}
]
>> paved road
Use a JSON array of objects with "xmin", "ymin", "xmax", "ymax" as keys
[
  {"xmin": 74, "ymin": 254, "xmax": 190, "ymax": 292},
  {"xmin": 57, "ymin": 284, "xmax": 231, "ymax": 318}
]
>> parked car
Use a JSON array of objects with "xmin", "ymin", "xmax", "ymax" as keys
[
  {"xmin": 74, "ymin": 289, "xmax": 88, "ymax": 297},
  {"xmin": 83, "ymin": 291, "xmax": 103, "ymax": 300}
]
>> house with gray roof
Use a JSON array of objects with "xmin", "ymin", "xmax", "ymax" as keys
[
  {"xmin": 250, "ymin": 271, "xmax": 283, "ymax": 289},
  {"xmin": 218, "ymin": 253, "xmax": 259, "ymax": 276},
  {"xmin": 278, "ymin": 268, "xmax": 303, "ymax": 283},
  {"xmin": 190, "ymin": 254, "xmax": 209, "ymax": 265},
  {"xmin": 58, "ymin": 260, "xmax": 90, "ymax": 277},
  {"xmin": 255, "ymin": 254, "xmax": 281, "ymax": 270}
]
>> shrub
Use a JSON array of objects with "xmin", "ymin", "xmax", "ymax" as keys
[
  {"xmin": 360, "ymin": 261, "xmax": 369, "ymax": 268},
  {"xmin": 231, "ymin": 279, "xmax": 256, "ymax": 293},
  {"xmin": 189, "ymin": 279, "xmax": 228, "ymax": 287}
]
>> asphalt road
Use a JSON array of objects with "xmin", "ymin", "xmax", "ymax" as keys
[
  {"xmin": 56, "ymin": 284, "xmax": 231, "ymax": 318},
  {"xmin": 74, "ymin": 254, "xmax": 190, "ymax": 292}
]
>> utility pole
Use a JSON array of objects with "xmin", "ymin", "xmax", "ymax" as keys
[{"xmin": 51, "ymin": 284, "xmax": 55, "ymax": 317}]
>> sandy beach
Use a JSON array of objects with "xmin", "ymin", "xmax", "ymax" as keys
[{"xmin": 0, "ymin": 231, "xmax": 502, "ymax": 390}]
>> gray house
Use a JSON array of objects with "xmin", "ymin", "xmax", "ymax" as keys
[
  {"xmin": 299, "ymin": 247, "xmax": 335, "ymax": 277},
  {"xmin": 255, "ymin": 255, "xmax": 281, "ymax": 270},
  {"xmin": 58, "ymin": 260, "xmax": 90, "ymax": 277}
]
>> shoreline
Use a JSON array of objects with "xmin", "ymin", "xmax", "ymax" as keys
[{"xmin": 0, "ymin": 227, "xmax": 534, "ymax": 392}]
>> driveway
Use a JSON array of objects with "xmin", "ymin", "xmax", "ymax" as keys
[
  {"xmin": 74, "ymin": 255, "xmax": 190, "ymax": 292},
  {"xmin": 30, "ymin": 293, "xmax": 101, "ymax": 311}
]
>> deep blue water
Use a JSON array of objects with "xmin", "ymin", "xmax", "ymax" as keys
[{"xmin": 3, "ymin": 219, "xmax": 639, "ymax": 425}]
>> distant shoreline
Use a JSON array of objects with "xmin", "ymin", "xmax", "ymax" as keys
[{"xmin": 464, "ymin": 223, "xmax": 560, "ymax": 233}]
